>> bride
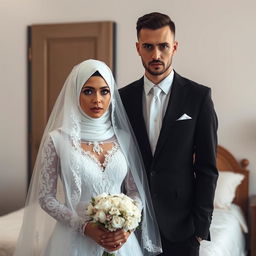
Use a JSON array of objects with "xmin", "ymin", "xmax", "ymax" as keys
[{"xmin": 13, "ymin": 59, "xmax": 162, "ymax": 256}]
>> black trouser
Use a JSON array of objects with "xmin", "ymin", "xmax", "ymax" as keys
[{"xmin": 160, "ymin": 235, "xmax": 200, "ymax": 256}]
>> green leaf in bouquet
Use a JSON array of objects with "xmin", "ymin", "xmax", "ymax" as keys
[{"xmin": 102, "ymin": 251, "xmax": 115, "ymax": 256}]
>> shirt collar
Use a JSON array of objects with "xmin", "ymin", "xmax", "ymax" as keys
[{"xmin": 144, "ymin": 70, "xmax": 174, "ymax": 96}]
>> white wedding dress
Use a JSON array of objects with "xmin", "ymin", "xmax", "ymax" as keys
[{"xmin": 38, "ymin": 131, "xmax": 143, "ymax": 256}]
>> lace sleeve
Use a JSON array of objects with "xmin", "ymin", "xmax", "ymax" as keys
[
  {"xmin": 124, "ymin": 170, "xmax": 143, "ymax": 211},
  {"xmin": 38, "ymin": 136, "xmax": 88, "ymax": 235}
]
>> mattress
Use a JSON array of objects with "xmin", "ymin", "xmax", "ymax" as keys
[
  {"xmin": 0, "ymin": 209, "xmax": 24, "ymax": 256},
  {"xmin": 200, "ymin": 204, "xmax": 248, "ymax": 256}
]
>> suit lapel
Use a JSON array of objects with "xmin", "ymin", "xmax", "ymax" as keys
[
  {"xmin": 130, "ymin": 79, "xmax": 153, "ymax": 169},
  {"xmin": 153, "ymin": 72, "xmax": 188, "ymax": 161}
]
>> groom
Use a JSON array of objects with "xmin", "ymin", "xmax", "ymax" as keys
[{"xmin": 120, "ymin": 12, "xmax": 218, "ymax": 256}]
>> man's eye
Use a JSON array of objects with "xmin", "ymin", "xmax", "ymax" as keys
[
  {"xmin": 160, "ymin": 44, "xmax": 169, "ymax": 50},
  {"xmin": 101, "ymin": 89, "xmax": 110, "ymax": 95},
  {"xmin": 143, "ymin": 44, "xmax": 153, "ymax": 50},
  {"xmin": 82, "ymin": 89, "xmax": 93, "ymax": 95}
]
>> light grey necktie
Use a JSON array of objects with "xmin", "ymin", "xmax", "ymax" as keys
[{"xmin": 148, "ymin": 86, "xmax": 162, "ymax": 154}]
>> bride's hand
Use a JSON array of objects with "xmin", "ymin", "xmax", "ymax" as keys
[
  {"xmin": 100, "ymin": 229, "xmax": 131, "ymax": 251},
  {"xmin": 84, "ymin": 222, "xmax": 109, "ymax": 246},
  {"xmin": 84, "ymin": 222, "xmax": 131, "ymax": 251},
  {"xmin": 84, "ymin": 222, "xmax": 115, "ymax": 251}
]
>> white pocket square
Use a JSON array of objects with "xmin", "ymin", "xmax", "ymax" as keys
[{"xmin": 176, "ymin": 113, "xmax": 192, "ymax": 121}]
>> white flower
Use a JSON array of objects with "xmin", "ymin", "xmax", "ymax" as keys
[
  {"xmin": 111, "ymin": 216, "xmax": 125, "ymax": 229},
  {"xmin": 124, "ymin": 216, "xmax": 141, "ymax": 231},
  {"xmin": 95, "ymin": 199, "xmax": 111, "ymax": 211},
  {"xmin": 94, "ymin": 193, "xmax": 108, "ymax": 203},
  {"xmin": 109, "ymin": 207, "xmax": 121, "ymax": 216},
  {"xmin": 94, "ymin": 210, "xmax": 106, "ymax": 223},
  {"xmin": 85, "ymin": 204, "xmax": 94, "ymax": 215},
  {"xmin": 131, "ymin": 206, "xmax": 141, "ymax": 218},
  {"xmin": 110, "ymin": 197, "xmax": 121, "ymax": 207}
]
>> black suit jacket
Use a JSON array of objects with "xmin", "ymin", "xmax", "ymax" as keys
[{"xmin": 119, "ymin": 72, "xmax": 218, "ymax": 242}]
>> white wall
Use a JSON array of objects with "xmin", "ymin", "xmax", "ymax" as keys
[{"xmin": 0, "ymin": 0, "xmax": 255, "ymax": 215}]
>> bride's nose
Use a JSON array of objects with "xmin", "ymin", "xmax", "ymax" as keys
[{"xmin": 92, "ymin": 92, "xmax": 102, "ymax": 103}]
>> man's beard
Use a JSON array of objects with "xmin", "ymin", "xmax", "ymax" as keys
[{"xmin": 142, "ymin": 59, "xmax": 172, "ymax": 76}]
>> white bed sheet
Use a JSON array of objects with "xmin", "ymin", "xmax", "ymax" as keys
[
  {"xmin": 200, "ymin": 204, "xmax": 248, "ymax": 256},
  {"xmin": 0, "ymin": 208, "xmax": 24, "ymax": 256}
]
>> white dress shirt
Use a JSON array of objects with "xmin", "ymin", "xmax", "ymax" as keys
[{"xmin": 143, "ymin": 70, "xmax": 174, "ymax": 153}]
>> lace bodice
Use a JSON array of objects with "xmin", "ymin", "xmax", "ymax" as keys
[{"xmin": 38, "ymin": 133, "xmax": 141, "ymax": 235}]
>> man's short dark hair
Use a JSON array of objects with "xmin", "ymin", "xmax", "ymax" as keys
[{"xmin": 136, "ymin": 12, "xmax": 175, "ymax": 39}]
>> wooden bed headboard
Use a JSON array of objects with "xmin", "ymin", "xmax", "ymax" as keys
[{"xmin": 217, "ymin": 145, "xmax": 249, "ymax": 219}]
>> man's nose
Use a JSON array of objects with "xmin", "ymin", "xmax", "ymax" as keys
[{"xmin": 151, "ymin": 47, "xmax": 161, "ymax": 60}]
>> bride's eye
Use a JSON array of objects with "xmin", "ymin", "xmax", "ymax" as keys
[
  {"xmin": 101, "ymin": 89, "xmax": 110, "ymax": 95},
  {"xmin": 82, "ymin": 88, "xmax": 93, "ymax": 95}
]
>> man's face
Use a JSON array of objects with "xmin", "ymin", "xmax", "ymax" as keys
[{"xmin": 136, "ymin": 25, "xmax": 178, "ymax": 82}]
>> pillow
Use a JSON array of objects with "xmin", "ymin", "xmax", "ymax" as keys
[{"xmin": 214, "ymin": 171, "xmax": 244, "ymax": 209}]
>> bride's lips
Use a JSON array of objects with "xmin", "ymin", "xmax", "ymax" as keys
[{"xmin": 90, "ymin": 107, "xmax": 103, "ymax": 113}]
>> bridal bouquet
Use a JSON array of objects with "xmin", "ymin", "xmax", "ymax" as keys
[{"xmin": 86, "ymin": 193, "xmax": 142, "ymax": 256}]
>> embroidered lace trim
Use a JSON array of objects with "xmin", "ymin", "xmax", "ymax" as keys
[
  {"xmin": 142, "ymin": 221, "xmax": 163, "ymax": 253},
  {"xmin": 80, "ymin": 141, "xmax": 119, "ymax": 171},
  {"xmin": 38, "ymin": 136, "xmax": 88, "ymax": 235}
]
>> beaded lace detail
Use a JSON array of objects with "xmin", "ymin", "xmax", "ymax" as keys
[{"xmin": 80, "ymin": 142, "xmax": 119, "ymax": 171}]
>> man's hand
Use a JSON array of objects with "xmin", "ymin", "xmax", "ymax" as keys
[{"xmin": 196, "ymin": 236, "xmax": 203, "ymax": 243}]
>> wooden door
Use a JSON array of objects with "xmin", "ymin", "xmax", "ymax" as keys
[{"xmin": 28, "ymin": 21, "xmax": 115, "ymax": 179}]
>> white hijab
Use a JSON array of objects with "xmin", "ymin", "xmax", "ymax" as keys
[{"xmin": 75, "ymin": 61, "xmax": 115, "ymax": 141}]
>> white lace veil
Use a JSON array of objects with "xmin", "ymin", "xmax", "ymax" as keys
[{"xmin": 13, "ymin": 59, "xmax": 162, "ymax": 255}]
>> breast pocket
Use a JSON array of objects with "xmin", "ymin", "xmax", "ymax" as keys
[
  {"xmin": 175, "ymin": 118, "xmax": 193, "ymax": 124},
  {"xmin": 171, "ymin": 118, "xmax": 195, "ymax": 140}
]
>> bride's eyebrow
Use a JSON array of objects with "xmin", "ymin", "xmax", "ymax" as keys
[{"xmin": 81, "ymin": 86, "xmax": 109, "ymax": 89}]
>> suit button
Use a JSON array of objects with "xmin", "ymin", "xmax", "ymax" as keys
[
  {"xmin": 152, "ymin": 193, "xmax": 157, "ymax": 199},
  {"xmin": 150, "ymin": 171, "xmax": 156, "ymax": 177}
]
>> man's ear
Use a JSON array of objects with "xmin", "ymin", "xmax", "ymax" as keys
[
  {"xmin": 136, "ymin": 42, "xmax": 141, "ymax": 56},
  {"xmin": 173, "ymin": 40, "xmax": 178, "ymax": 54}
]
